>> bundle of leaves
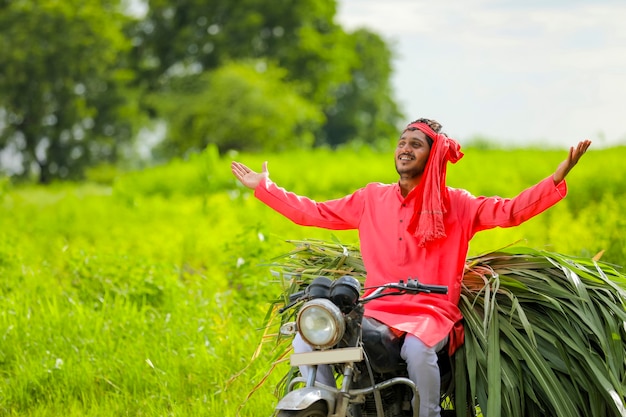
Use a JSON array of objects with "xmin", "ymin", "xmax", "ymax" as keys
[{"xmin": 254, "ymin": 239, "xmax": 626, "ymax": 417}]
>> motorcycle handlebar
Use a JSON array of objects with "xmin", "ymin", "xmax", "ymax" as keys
[
  {"xmin": 361, "ymin": 279, "xmax": 448, "ymax": 302},
  {"xmin": 403, "ymin": 278, "xmax": 448, "ymax": 294},
  {"xmin": 278, "ymin": 277, "xmax": 448, "ymax": 313}
]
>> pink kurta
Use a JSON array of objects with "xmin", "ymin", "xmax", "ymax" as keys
[{"xmin": 255, "ymin": 176, "xmax": 567, "ymax": 353}]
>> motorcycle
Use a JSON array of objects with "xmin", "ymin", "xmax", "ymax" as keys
[{"xmin": 275, "ymin": 275, "xmax": 463, "ymax": 417}]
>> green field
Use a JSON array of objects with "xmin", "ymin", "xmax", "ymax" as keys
[{"xmin": 1, "ymin": 145, "xmax": 625, "ymax": 416}]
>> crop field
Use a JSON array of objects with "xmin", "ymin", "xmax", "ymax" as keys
[{"xmin": 0, "ymin": 145, "xmax": 625, "ymax": 416}]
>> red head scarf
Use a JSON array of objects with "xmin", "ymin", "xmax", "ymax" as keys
[{"xmin": 405, "ymin": 122, "xmax": 464, "ymax": 246}]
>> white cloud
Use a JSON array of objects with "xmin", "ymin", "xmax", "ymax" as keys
[{"xmin": 337, "ymin": 0, "xmax": 626, "ymax": 146}]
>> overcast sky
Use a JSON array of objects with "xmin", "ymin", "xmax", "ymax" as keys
[{"xmin": 336, "ymin": 0, "xmax": 626, "ymax": 148}]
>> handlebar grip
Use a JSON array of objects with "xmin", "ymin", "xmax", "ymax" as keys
[
  {"xmin": 404, "ymin": 279, "xmax": 448, "ymax": 294},
  {"xmin": 423, "ymin": 284, "xmax": 448, "ymax": 295}
]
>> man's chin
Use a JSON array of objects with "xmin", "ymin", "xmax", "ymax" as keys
[{"xmin": 395, "ymin": 165, "xmax": 421, "ymax": 177}]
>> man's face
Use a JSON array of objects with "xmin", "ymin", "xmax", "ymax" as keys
[{"xmin": 394, "ymin": 129, "xmax": 432, "ymax": 178}]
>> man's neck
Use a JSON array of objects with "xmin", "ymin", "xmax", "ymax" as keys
[{"xmin": 398, "ymin": 176, "xmax": 422, "ymax": 198}]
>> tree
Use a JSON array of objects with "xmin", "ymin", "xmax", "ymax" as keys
[
  {"xmin": 132, "ymin": 0, "xmax": 349, "ymax": 98},
  {"xmin": 320, "ymin": 29, "xmax": 403, "ymax": 148},
  {"xmin": 0, "ymin": 0, "xmax": 140, "ymax": 182},
  {"xmin": 149, "ymin": 61, "xmax": 324, "ymax": 156},
  {"xmin": 131, "ymin": 0, "xmax": 402, "ymax": 152}
]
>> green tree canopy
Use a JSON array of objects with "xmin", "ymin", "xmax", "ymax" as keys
[
  {"xmin": 149, "ymin": 61, "xmax": 324, "ymax": 155},
  {"xmin": 0, "ymin": 0, "xmax": 141, "ymax": 182},
  {"xmin": 132, "ymin": 0, "xmax": 403, "ymax": 153},
  {"xmin": 133, "ymin": 0, "xmax": 347, "ymax": 100},
  {"xmin": 321, "ymin": 28, "xmax": 403, "ymax": 148},
  {"xmin": 0, "ymin": 0, "xmax": 405, "ymax": 181}
]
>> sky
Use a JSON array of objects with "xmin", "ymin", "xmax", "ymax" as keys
[{"xmin": 336, "ymin": 0, "xmax": 626, "ymax": 148}]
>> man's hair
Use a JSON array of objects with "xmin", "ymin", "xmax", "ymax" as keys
[
  {"xmin": 404, "ymin": 118, "xmax": 443, "ymax": 147},
  {"xmin": 408, "ymin": 118, "xmax": 442, "ymax": 133}
]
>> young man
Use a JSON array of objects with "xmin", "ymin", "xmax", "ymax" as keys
[{"xmin": 231, "ymin": 118, "xmax": 591, "ymax": 417}]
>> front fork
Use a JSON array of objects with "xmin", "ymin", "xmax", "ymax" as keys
[
  {"xmin": 278, "ymin": 362, "xmax": 356, "ymax": 417},
  {"xmin": 282, "ymin": 361, "xmax": 418, "ymax": 417},
  {"xmin": 331, "ymin": 364, "xmax": 353, "ymax": 417}
]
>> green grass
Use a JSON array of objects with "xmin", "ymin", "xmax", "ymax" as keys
[{"xmin": 1, "ymin": 145, "xmax": 625, "ymax": 415}]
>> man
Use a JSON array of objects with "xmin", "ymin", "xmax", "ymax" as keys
[{"xmin": 231, "ymin": 118, "xmax": 591, "ymax": 417}]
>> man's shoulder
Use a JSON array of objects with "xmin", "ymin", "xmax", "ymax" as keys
[
  {"xmin": 365, "ymin": 181, "xmax": 394, "ymax": 188},
  {"xmin": 363, "ymin": 182, "xmax": 396, "ymax": 192},
  {"xmin": 447, "ymin": 186, "xmax": 474, "ymax": 200},
  {"xmin": 353, "ymin": 182, "xmax": 397, "ymax": 200}
]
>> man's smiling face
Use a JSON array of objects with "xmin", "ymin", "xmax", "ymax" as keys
[{"xmin": 394, "ymin": 129, "xmax": 432, "ymax": 179}]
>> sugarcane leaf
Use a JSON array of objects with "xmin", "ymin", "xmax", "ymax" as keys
[
  {"xmin": 584, "ymin": 352, "xmax": 626, "ymax": 416},
  {"xmin": 499, "ymin": 319, "xmax": 579, "ymax": 417},
  {"xmin": 501, "ymin": 289, "xmax": 537, "ymax": 347},
  {"xmin": 486, "ymin": 311, "xmax": 502, "ymax": 417}
]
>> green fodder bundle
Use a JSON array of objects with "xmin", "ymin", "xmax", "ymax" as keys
[{"xmin": 258, "ymin": 239, "xmax": 626, "ymax": 417}]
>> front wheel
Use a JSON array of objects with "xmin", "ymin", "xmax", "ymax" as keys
[{"xmin": 276, "ymin": 401, "xmax": 328, "ymax": 417}]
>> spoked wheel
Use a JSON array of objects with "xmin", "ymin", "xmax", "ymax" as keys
[{"xmin": 276, "ymin": 401, "xmax": 328, "ymax": 417}]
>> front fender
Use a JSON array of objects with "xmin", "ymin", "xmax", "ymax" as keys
[{"xmin": 275, "ymin": 387, "xmax": 336, "ymax": 412}]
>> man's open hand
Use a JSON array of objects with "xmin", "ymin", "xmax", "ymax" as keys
[
  {"xmin": 231, "ymin": 161, "xmax": 269, "ymax": 190},
  {"xmin": 553, "ymin": 140, "xmax": 592, "ymax": 184}
]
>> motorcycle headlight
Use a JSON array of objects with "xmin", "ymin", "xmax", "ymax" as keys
[{"xmin": 297, "ymin": 298, "xmax": 345, "ymax": 349}]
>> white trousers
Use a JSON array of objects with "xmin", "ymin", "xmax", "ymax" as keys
[
  {"xmin": 292, "ymin": 333, "xmax": 448, "ymax": 417},
  {"xmin": 401, "ymin": 334, "xmax": 448, "ymax": 417}
]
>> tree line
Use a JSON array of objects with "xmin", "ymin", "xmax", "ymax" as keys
[{"xmin": 0, "ymin": 0, "xmax": 403, "ymax": 183}]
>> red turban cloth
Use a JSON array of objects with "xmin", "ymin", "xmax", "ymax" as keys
[{"xmin": 405, "ymin": 122, "xmax": 464, "ymax": 246}]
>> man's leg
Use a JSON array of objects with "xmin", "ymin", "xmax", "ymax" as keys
[
  {"xmin": 292, "ymin": 333, "xmax": 335, "ymax": 387},
  {"xmin": 400, "ymin": 334, "xmax": 448, "ymax": 417}
]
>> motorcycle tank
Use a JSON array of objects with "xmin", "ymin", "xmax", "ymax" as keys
[{"xmin": 360, "ymin": 317, "xmax": 404, "ymax": 374}]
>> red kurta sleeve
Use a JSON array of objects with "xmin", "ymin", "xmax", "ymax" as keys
[
  {"xmin": 469, "ymin": 175, "xmax": 567, "ymax": 236},
  {"xmin": 253, "ymin": 177, "xmax": 364, "ymax": 230}
]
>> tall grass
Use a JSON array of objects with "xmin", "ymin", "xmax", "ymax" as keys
[
  {"xmin": 0, "ymin": 145, "xmax": 625, "ymax": 416},
  {"xmin": 0, "ymin": 184, "xmax": 284, "ymax": 416}
]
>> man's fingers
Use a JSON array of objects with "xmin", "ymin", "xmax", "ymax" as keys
[
  {"xmin": 231, "ymin": 162, "xmax": 250, "ymax": 181},
  {"xmin": 232, "ymin": 162, "xmax": 249, "ymax": 174},
  {"xmin": 573, "ymin": 140, "xmax": 591, "ymax": 162}
]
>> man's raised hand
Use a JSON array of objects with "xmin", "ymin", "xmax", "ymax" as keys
[
  {"xmin": 231, "ymin": 161, "xmax": 269, "ymax": 190},
  {"xmin": 553, "ymin": 140, "xmax": 592, "ymax": 184}
]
